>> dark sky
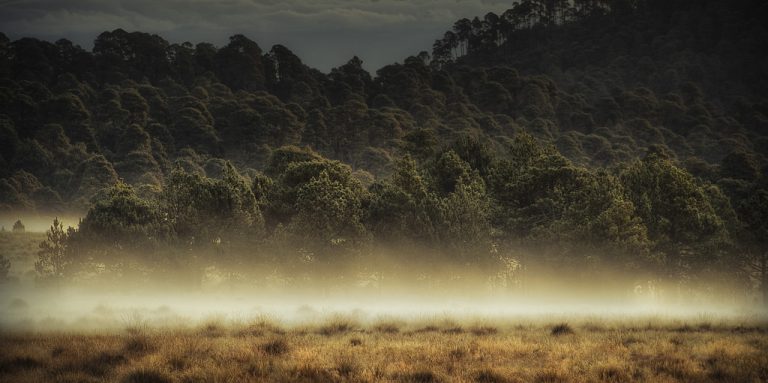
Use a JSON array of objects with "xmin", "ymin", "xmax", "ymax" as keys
[{"xmin": 0, "ymin": 0, "xmax": 510, "ymax": 73}]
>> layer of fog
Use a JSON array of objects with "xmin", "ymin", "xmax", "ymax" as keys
[
  {"xmin": 1, "ymin": 282, "xmax": 764, "ymax": 332},
  {"xmin": 2, "ymin": 213, "xmax": 764, "ymax": 332},
  {"xmin": 0, "ymin": 213, "xmax": 82, "ymax": 233}
]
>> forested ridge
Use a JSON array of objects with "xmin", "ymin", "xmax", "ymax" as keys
[{"xmin": 1, "ymin": 0, "xmax": 767, "ymax": 301}]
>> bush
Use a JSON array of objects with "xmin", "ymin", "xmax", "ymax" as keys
[
  {"xmin": 470, "ymin": 326, "xmax": 498, "ymax": 336},
  {"xmin": 551, "ymin": 323, "xmax": 574, "ymax": 336},
  {"xmin": 373, "ymin": 321, "xmax": 401, "ymax": 334},
  {"xmin": 122, "ymin": 368, "xmax": 172, "ymax": 383},
  {"xmin": 124, "ymin": 334, "xmax": 154, "ymax": 355},
  {"xmin": 475, "ymin": 368, "xmax": 510, "ymax": 383},
  {"xmin": 318, "ymin": 316, "xmax": 359, "ymax": 336},
  {"xmin": 261, "ymin": 338, "xmax": 290, "ymax": 356},
  {"xmin": 12, "ymin": 220, "xmax": 24, "ymax": 233},
  {"xmin": 403, "ymin": 370, "xmax": 443, "ymax": 383}
]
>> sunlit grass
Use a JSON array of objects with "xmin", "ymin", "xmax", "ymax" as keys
[{"xmin": 1, "ymin": 316, "xmax": 767, "ymax": 382}]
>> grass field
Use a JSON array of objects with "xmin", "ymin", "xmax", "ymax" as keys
[
  {"xmin": 1, "ymin": 316, "xmax": 767, "ymax": 383},
  {"xmin": 1, "ymin": 233, "xmax": 767, "ymax": 382}
]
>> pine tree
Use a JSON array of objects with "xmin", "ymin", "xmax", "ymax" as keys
[{"xmin": 35, "ymin": 218, "xmax": 72, "ymax": 281}]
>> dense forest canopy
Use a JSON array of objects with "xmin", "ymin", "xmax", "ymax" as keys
[{"xmin": 0, "ymin": 0, "xmax": 767, "ymax": 303}]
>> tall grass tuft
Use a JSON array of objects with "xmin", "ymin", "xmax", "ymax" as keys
[
  {"xmin": 550, "ymin": 323, "xmax": 574, "ymax": 336},
  {"xmin": 122, "ymin": 368, "xmax": 172, "ymax": 383},
  {"xmin": 318, "ymin": 316, "xmax": 359, "ymax": 336},
  {"xmin": 403, "ymin": 370, "xmax": 443, "ymax": 383},
  {"xmin": 124, "ymin": 333, "xmax": 154, "ymax": 355},
  {"xmin": 475, "ymin": 368, "xmax": 510, "ymax": 383},
  {"xmin": 261, "ymin": 338, "xmax": 290, "ymax": 356}
]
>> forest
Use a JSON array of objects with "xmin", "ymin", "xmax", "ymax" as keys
[{"xmin": 0, "ymin": 0, "xmax": 767, "ymax": 304}]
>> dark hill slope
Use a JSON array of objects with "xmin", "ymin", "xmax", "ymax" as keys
[{"xmin": 0, "ymin": 0, "xmax": 766, "ymax": 212}]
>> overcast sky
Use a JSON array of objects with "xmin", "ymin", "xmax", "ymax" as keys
[{"xmin": 0, "ymin": 0, "xmax": 510, "ymax": 72}]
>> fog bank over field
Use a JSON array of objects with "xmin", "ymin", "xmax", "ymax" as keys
[
  {"xmin": 1, "ymin": 279, "xmax": 763, "ymax": 332},
  {"xmin": 0, "ymin": 214, "xmax": 83, "ymax": 233}
]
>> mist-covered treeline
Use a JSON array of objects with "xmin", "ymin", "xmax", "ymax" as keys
[
  {"xmin": 27, "ymin": 139, "xmax": 765, "ymax": 302},
  {"xmin": 1, "ymin": 0, "xmax": 767, "ymax": 300}
]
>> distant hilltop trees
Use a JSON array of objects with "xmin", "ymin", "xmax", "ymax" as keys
[
  {"xmin": 12, "ymin": 220, "xmax": 25, "ymax": 233},
  {"xmin": 0, "ymin": 0, "xmax": 765, "ymax": 215}
]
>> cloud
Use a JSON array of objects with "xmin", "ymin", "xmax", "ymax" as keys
[{"xmin": 0, "ymin": 0, "xmax": 511, "ymax": 71}]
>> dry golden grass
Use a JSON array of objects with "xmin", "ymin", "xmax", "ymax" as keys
[{"xmin": 1, "ymin": 317, "xmax": 767, "ymax": 383}]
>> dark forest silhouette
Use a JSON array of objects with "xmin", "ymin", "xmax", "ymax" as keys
[{"xmin": 0, "ymin": 0, "xmax": 766, "ymax": 303}]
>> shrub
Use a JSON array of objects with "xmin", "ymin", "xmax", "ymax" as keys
[
  {"xmin": 475, "ymin": 368, "xmax": 510, "ymax": 383},
  {"xmin": 12, "ymin": 220, "xmax": 25, "ymax": 233},
  {"xmin": 442, "ymin": 326, "xmax": 464, "ymax": 334},
  {"xmin": 122, "ymin": 368, "xmax": 172, "ymax": 383},
  {"xmin": 470, "ymin": 326, "xmax": 498, "ymax": 336},
  {"xmin": 534, "ymin": 371, "xmax": 568, "ymax": 383},
  {"xmin": 124, "ymin": 334, "xmax": 153, "ymax": 355},
  {"xmin": 336, "ymin": 355, "xmax": 359, "ymax": 378},
  {"xmin": 318, "ymin": 316, "xmax": 358, "ymax": 336},
  {"xmin": 198, "ymin": 321, "xmax": 226, "ymax": 338},
  {"xmin": 373, "ymin": 321, "xmax": 401, "ymax": 334},
  {"xmin": 550, "ymin": 323, "xmax": 574, "ymax": 336},
  {"xmin": 403, "ymin": 370, "xmax": 443, "ymax": 383},
  {"xmin": 261, "ymin": 338, "xmax": 290, "ymax": 356},
  {"xmin": 80, "ymin": 351, "xmax": 127, "ymax": 377},
  {"xmin": 0, "ymin": 356, "xmax": 43, "ymax": 374}
]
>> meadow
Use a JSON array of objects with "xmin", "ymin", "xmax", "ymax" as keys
[
  {"xmin": 1, "ymin": 315, "xmax": 767, "ymax": 383},
  {"xmin": 1, "ymin": 231, "xmax": 768, "ymax": 382}
]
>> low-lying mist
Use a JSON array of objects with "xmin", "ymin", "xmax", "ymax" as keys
[
  {"xmin": 0, "ymin": 213, "xmax": 83, "ymax": 233},
  {"xmin": 1, "ymin": 271, "xmax": 762, "ymax": 333},
  {"xmin": 1, "ymin": 218, "xmax": 764, "ymax": 333}
]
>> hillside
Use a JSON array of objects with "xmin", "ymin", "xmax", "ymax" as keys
[
  {"xmin": 0, "ymin": 0, "xmax": 766, "ymax": 300},
  {"xmin": 1, "ymin": 0, "xmax": 766, "ymax": 211}
]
